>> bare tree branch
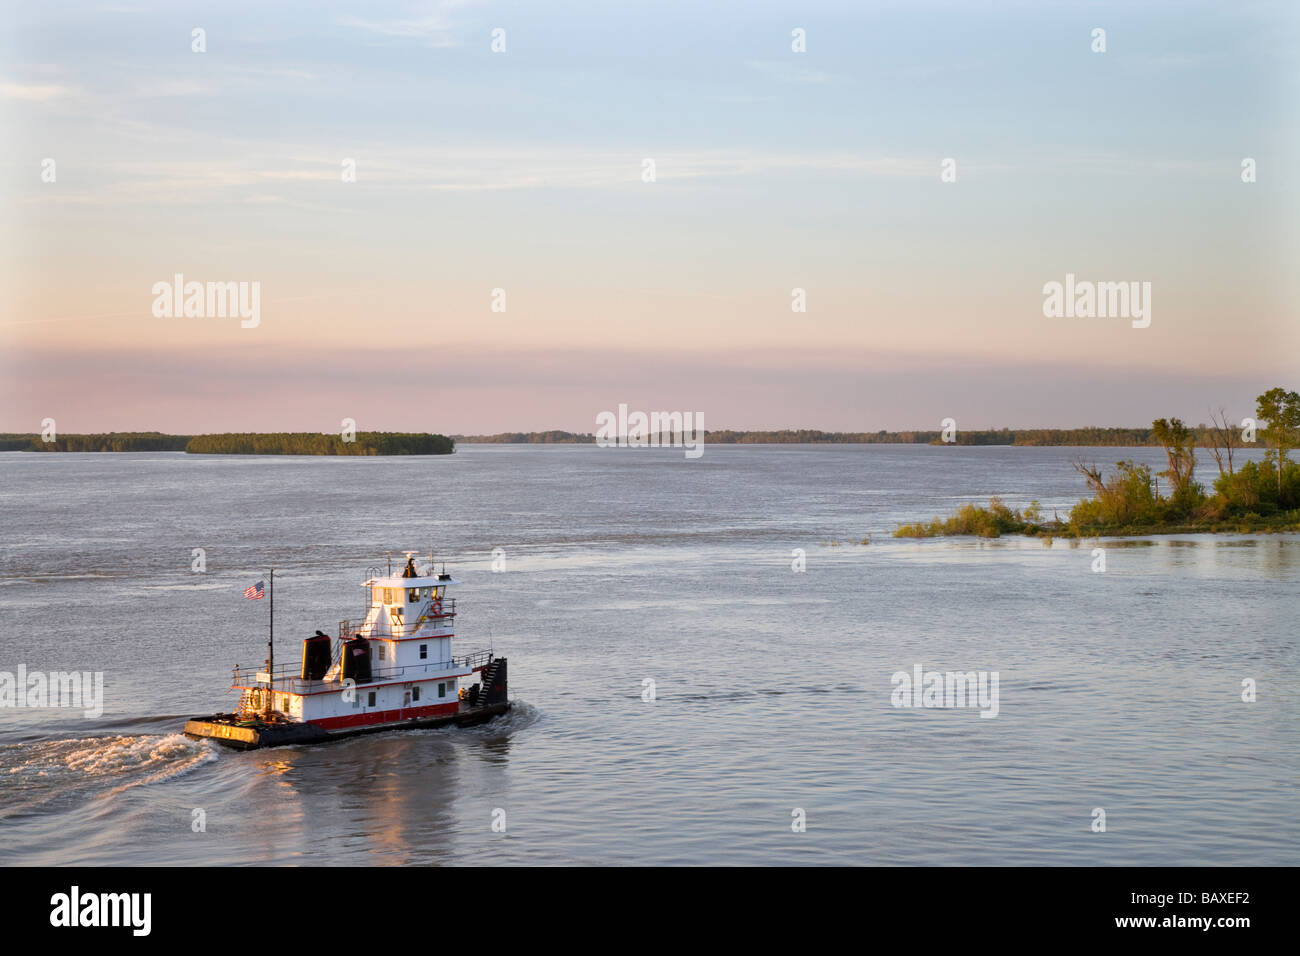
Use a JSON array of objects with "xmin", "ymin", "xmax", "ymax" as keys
[{"xmin": 1071, "ymin": 456, "xmax": 1104, "ymax": 492}]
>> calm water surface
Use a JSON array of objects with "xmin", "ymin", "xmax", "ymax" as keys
[{"xmin": 0, "ymin": 445, "xmax": 1296, "ymax": 865}]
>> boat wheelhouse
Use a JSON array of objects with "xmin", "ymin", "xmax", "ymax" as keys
[{"xmin": 184, "ymin": 552, "xmax": 509, "ymax": 750}]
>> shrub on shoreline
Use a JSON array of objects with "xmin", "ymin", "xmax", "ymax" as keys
[
  {"xmin": 895, "ymin": 497, "xmax": 1043, "ymax": 538},
  {"xmin": 896, "ymin": 388, "xmax": 1300, "ymax": 539}
]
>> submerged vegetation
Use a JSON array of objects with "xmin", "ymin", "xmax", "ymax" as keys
[
  {"xmin": 895, "ymin": 387, "xmax": 1300, "ymax": 538},
  {"xmin": 895, "ymin": 498, "xmax": 1046, "ymax": 539}
]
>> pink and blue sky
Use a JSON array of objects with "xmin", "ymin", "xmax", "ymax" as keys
[{"xmin": 2, "ymin": 0, "xmax": 1297, "ymax": 433}]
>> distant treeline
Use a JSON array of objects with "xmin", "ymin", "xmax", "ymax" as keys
[
  {"xmin": 705, "ymin": 427, "xmax": 1231, "ymax": 445},
  {"xmin": 1, "ymin": 426, "xmax": 1240, "ymax": 452},
  {"xmin": 1, "ymin": 432, "xmax": 453, "ymax": 455},
  {"xmin": 0, "ymin": 432, "xmax": 191, "ymax": 452},
  {"xmin": 454, "ymin": 431, "xmax": 597, "ymax": 444},
  {"xmin": 708, "ymin": 429, "xmax": 975, "ymax": 444},
  {"xmin": 186, "ymin": 433, "xmax": 454, "ymax": 455},
  {"xmin": 453, "ymin": 427, "xmax": 1226, "ymax": 446}
]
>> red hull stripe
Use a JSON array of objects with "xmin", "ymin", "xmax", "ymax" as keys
[{"xmin": 312, "ymin": 701, "xmax": 460, "ymax": 731}]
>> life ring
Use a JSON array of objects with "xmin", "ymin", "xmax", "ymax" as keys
[{"xmin": 431, "ymin": 599, "xmax": 443, "ymax": 616}]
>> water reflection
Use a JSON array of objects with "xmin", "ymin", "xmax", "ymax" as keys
[
  {"xmin": 474, "ymin": 730, "xmax": 514, "ymax": 766},
  {"xmin": 326, "ymin": 735, "xmax": 463, "ymax": 864}
]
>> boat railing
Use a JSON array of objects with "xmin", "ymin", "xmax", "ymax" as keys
[
  {"xmin": 231, "ymin": 652, "xmax": 491, "ymax": 692},
  {"xmin": 338, "ymin": 601, "xmax": 456, "ymax": 641},
  {"xmin": 365, "ymin": 564, "xmax": 441, "ymax": 581},
  {"xmin": 361, "ymin": 650, "xmax": 492, "ymax": 682},
  {"xmin": 231, "ymin": 662, "xmax": 302, "ymax": 686},
  {"xmin": 454, "ymin": 649, "xmax": 494, "ymax": 672}
]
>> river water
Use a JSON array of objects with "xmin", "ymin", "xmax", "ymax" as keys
[{"xmin": 0, "ymin": 444, "xmax": 1295, "ymax": 865}]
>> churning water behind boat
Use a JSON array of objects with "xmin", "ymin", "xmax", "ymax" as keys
[{"xmin": 0, "ymin": 733, "xmax": 218, "ymax": 819}]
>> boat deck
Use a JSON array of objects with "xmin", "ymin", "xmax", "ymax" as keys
[{"xmin": 184, "ymin": 699, "xmax": 510, "ymax": 750}]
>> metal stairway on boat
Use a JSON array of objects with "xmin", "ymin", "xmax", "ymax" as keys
[{"xmin": 478, "ymin": 657, "xmax": 507, "ymax": 705}]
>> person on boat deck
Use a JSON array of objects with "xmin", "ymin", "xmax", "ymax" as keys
[{"xmin": 402, "ymin": 557, "xmax": 417, "ymax": 578}]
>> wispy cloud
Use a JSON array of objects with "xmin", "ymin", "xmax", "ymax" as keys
[
  {"xmin": 0, "ymin": 82, "xmax": 74, "ymax": 101},
  {"xmin": 132, "ymin": 78, "xmax": 207, "ymax": 98},
  {"xmin": 337, "ymin": 15, "xmax": 454, "ymax": 42},
  {"xmin": 744, "ymin": 60, "xmax": 832, "ymax": 85},
  {"xmin": 337, "ymin": 1, "xmax": 476, "ymax": 47},
  {"xmin": 229, "ymin": 66, "xmax": 316, "ymax": 81},
  {"xmin": 1132, "ymin": 52, "xmax": 1215, "ymax": 70},
  {"xmin": 15, "ymin": 142, "xmax": 942, "ymax": 206}
]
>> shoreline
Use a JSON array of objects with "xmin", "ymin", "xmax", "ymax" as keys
[{"xmin": 897, "ymin": 520, "xmax": 1300, "ymax": 539}]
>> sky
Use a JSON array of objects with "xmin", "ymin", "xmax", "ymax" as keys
[{"xmin": 1, "ymin": 0, "xmax": 1297, "ymax": 433}]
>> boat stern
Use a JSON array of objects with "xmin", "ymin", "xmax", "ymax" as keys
[{"xmin": 183, "ymin": 714, "xmax": 329, "ymax": 750}]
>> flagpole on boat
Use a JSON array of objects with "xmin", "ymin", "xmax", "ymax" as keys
[{"xmin": 265, "ymin": 568, "xmax": 275, "ymax": 718}]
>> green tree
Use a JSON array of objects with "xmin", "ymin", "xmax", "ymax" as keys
[
  {"xmin": 1256, "ymin": 387, "xmax": 1300, "ymax": 503},
  {"xmin": 1150, "ymin": 417, "xmax": 1200, "ymax": 510}
]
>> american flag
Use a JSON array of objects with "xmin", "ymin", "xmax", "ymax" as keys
[{"xmin": 244, "ymin": 580, "xmax": 265, "ymax": 600}]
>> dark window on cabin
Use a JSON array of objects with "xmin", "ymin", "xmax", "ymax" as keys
[
  {"xmin": 367, "ymin": 691, "xmax": 376, "ymax": 707},
  {"xmin": 412, "ymin": 686, "xmax": 420, "ymax": 702},
  {"xmin": 419, "ymin": 644, "xmax": 427, "ymax": 659},
  {"xmin": 438, "ymin": 683, "xmax": 446, "ymax": 698}
]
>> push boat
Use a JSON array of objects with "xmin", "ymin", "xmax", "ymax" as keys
[{"xmin": 184, "ymin": 553, "xmax": 508, "ymax": 750}]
